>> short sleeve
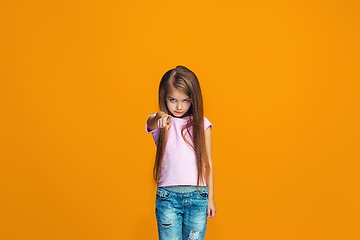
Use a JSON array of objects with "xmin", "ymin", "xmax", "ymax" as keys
[
  {"xmin": 145, "ymin": 113, "xmax": 157, "ymax": 133},
  {"xmin": 145, "ymin": 113, "xmax": 160, "ymax": 145},
  {"xmin": 204, "ymin": 116, "xmax": 213, "ymax": 131}
]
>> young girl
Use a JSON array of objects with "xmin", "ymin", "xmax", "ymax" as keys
[{"xmin": 145, "ymin": 65, "xmax": 216, "ymax": 240}]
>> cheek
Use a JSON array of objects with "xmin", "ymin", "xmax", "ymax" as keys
[
  {"xmin": 165, "ymin": 101, "xmax": 170, "ymax": 109},
  {"xmin": 166, "ymin": 101, "xmax": 174, "ymax": 108}
]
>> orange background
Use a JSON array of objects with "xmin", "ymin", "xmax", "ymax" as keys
[{"xmin": 1, "ymin": 0, "xmax": 359, "ymax": 239}]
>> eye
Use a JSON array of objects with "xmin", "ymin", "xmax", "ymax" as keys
[
  {"xmin": 184, "ymin": 99, "xmax": 190, "ymax": 103},
  {"xmin": 170, "ymin": 99, "xmax": 176, "ymax": 102}
]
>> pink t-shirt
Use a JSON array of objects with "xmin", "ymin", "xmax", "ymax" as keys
[{"xmin": 145, "ymin": 113, "xmax": 213, "ymax": 187}]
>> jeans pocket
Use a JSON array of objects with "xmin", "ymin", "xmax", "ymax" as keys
[
  {"xmin": 196, "ymin": 188, "xmax": 208, "ymax": 200},
  {"xmin": 156, "ymin": 188, "xmax": 172, "ymax": 200}
]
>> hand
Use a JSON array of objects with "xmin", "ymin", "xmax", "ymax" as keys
[
  {"xmin": 156, "ymin": 112, "xmax": 172, "ymax": 130},
  {"xmin": 207, "ymin": 199, "xmax": 217, "ymax": 218}
]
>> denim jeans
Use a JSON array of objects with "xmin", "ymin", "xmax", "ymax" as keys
[{"xmin": 155, "ymin": 186, "xmax": 208, "ymax": 240}]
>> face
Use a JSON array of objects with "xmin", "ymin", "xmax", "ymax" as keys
[{"xmin": 166, "ymin": 85, "xmax": 192, "ymax": 118}]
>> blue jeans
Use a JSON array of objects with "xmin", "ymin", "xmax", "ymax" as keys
[{"xmin": 155, "ymin": 186, "xmax": 208, "ymax": 240}]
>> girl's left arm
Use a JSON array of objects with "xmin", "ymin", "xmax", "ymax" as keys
[{"xmin": 205, "ymin": 126, "xmax": 217, "ymax": 218}]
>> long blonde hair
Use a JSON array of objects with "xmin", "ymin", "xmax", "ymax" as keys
[{"xmin": 153, "ymin": 65, "xmax": 210, "ymax": 189}]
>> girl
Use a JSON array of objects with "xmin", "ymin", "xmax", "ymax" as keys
[{"xmin": 145, "ymin": 65, "xmax": 216, "ymax": 240}]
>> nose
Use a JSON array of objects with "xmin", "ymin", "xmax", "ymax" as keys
[{"xmin": 176, "ymin": 102, "xmax": 182, "ymax": 110}]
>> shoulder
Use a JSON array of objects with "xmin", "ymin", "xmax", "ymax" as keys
[
  {"xmin": 203, "ymin": 116, "xmax": 213, "ymax": 130},
  {"xmin": 204, "ymin": 116, "xmax": 211, "ymax": 122}
]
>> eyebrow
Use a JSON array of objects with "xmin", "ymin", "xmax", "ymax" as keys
[{"xmin": 167, "ymin": 96, "xmax": 190, "ymax": 100}]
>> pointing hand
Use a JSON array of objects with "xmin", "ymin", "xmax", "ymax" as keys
[{"xmin": 157, "ymin": 113, "xmax": 172, "ymax": 130}]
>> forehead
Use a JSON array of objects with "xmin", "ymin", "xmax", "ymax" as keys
[{"xmin": 166, "ymin": 86, "xmax": 190, "ymax": 99}]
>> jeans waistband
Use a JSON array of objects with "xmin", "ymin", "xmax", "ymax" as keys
[{"xmin": 159, "ymin": 185, "xmax": 207, "ymax": 193}]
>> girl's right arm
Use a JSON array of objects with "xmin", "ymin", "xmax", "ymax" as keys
[{"xmin": 147, "ymin": 111, "xmax": 172, "ymax": 131}]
